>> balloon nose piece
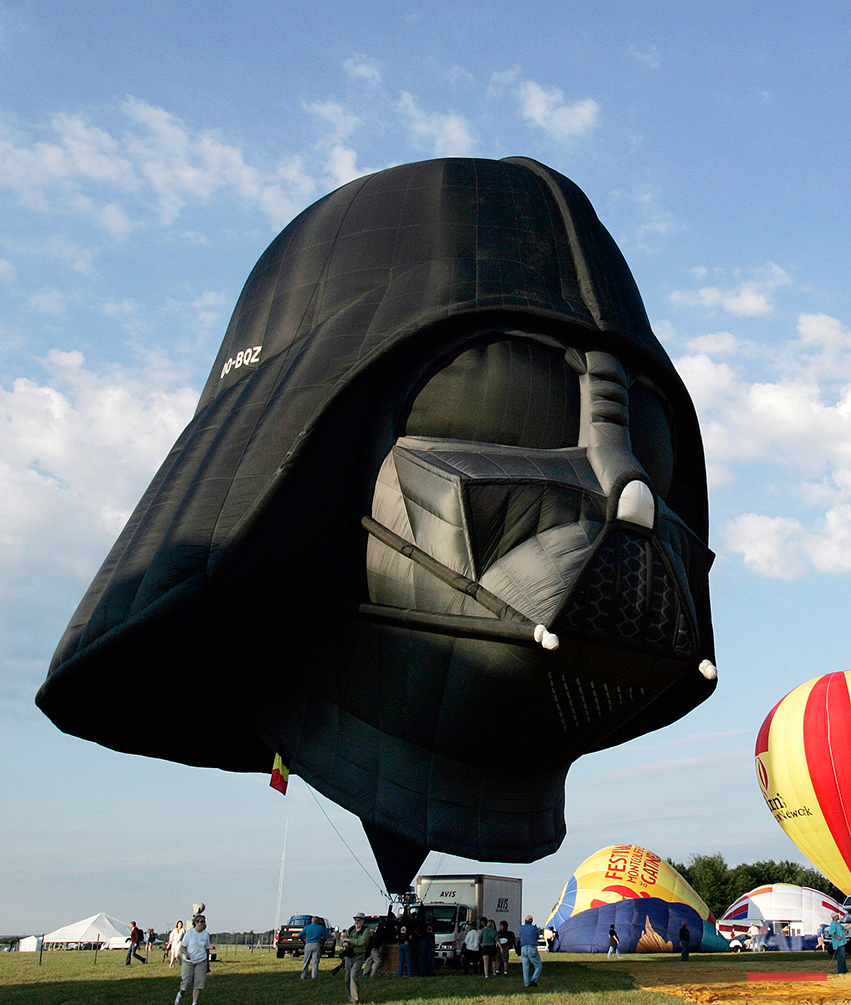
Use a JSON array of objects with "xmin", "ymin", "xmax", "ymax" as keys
[
  {"xmin": 616, "ymin": 480, "xmax": 655, "ymax": 529},
  {"xmin": 698, "ymin": 659, "xmax": 717, "ymax": 680}
]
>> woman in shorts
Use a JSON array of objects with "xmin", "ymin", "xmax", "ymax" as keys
[{"xmin": 480, "ymin": 919, "xmax": 498, "ymax": 978}]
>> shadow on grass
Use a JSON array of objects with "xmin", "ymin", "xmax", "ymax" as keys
[
  {"xmin": 0, "ymin": 961, "xmax": 641, "ymax": 1005},
  {"xmin": 13, "ymin": 951, "xmax": 836, "ymax": 1005}
]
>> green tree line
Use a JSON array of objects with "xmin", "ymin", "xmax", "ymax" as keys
[
  {"xmin": 206, "ymin": 929, "xmax": 276, "ymax": 945},
  {"xmin": 666, "ymin": 853, "xmax": 846, "ymax": 921}
]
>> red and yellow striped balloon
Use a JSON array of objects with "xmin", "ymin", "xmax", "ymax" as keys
[{"xmin": 755, "ymin": 671, "xmax": 851, "ymax": 894}]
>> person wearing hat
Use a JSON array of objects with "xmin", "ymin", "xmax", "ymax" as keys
[
  {"xmin": 175, "ymin": 914, "xmax": 211, "ymax": 1005},
  {"xmin": 341, "ymin": 913, "xmax": 370, "ymax": 1003}
]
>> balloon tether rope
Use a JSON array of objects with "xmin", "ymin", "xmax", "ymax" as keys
[{"xmin": 304, "ymin": 783, "xmax": 389, "ymax": 901}]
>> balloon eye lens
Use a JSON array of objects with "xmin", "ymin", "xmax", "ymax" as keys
[{"xmin": 405, "ymin": 338, "xmax": 580, "ymax": 448}]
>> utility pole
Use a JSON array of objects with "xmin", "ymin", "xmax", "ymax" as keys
[{"xmin": 273, "ymin": 819, "xmax": 288, "ymax": 938}]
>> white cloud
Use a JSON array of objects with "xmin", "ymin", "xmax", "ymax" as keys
[
  {"xmin": 726, "ymin": 505, "xmax": 851, "ymax": 578},
  {"xmin": 673, "ymin": 309, "xmax": 851, "ymax": 578},
  {"xmin": 725, "ymin": 514, "xmax": 807, "ymax": 579},
  {"xmin": 123, "ymin": 97, "xmax": 269, "ymax": 224},
  {"xmin": 398, "ymin": 92, "xmax": 475, "ymax": 156},
  {"xmin": 798, "ymin": 312, "xmax": 850, "ymax": 353},
  {"xmin": 0, "ymin": 257, "xmax": 15, "ymax": 282},
  {"xmin": 444, "ymin": 65, "xmax": 475, "ymax": 86},
  {"xmin": 0, "ymin": 351, "xmax": 196, "ymax": 557},
  {"xmin": 165, "ymin": 289, "xmax": 232, "ymax": 343},
  {"xmin": 0, "ymin": 99, "xmax": 321, "ymax": 235},
  {"xmin": 0, "ymin": 113, "xmax": 138, "ymax": 226},
  {"xmin": 669, "ymin": 262, "xmax": 791, "ymax": 317},
  {"xmin": 98, "ymin": 298, "xmax": 147, "ymax": 336},
  {"xmin": 0, "ymin": 351, "xmax": 198, "ymax": 705},
  {"xmin": 25, "ymin": 286, "xmax": 69, "ymax": 316},
  {"xmin": 808, "ymin": 504, "xmax": 851, "ymax": 572},
  {"xmin": 45, "ymin": 237, "xmax": 98, "ymax": 274},
  {"xmin": 49, "ymin": 113, "xmax": 139, "ymax": 188},
  {"xmin": 628, "ymin": 184, "xmax": 678, "ymax": 252},
  {"xmin": 684, "ymin": 331, "xmax": 740, "ymax": 355},
  {"xmin": 487, "ymin": 67, "xmax": 521, "ymax": 98},
  {"xmin": 95, "ymin": 200, "xmax": 132, "ymax": 238},
  {"xmin": 323, "ymin": 144, "xmax": 363, "ymax": 188},
  {"xmin": 303, "ymin": 101, "xmax": 375, "ymax": 190},
  {"xmin": 679, "ymin": 350, "xmax": 851, "ymax": 473},
  {"xmin": 674, "ymin": 353, "xmax": 739, "ymax": 419},
  {"xmin": 191, "ymin": 289, "xmax": 230, "ymax": 316},
  {"xmin": 259, "ymin": 156, "xmax": 318, "ymax": 229},
  {"xmin": 0, "ymin": 234, "xmax": 98, "ymax": 275},
  {"xmin": 629, "ymin": 45, "xmax": 661, "ymax": 69},
  {"xmin": 343, "ymin": 57, "xmax": 382, "ymax": 86},
  {"xmin": 517, "ymin": 80, "xmax": 599, "ymax": 143},
  {"xmin": 305, "ymin": 100, "xmax": 361, "ymax": 142}
]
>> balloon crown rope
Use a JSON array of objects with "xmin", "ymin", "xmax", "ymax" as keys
[{"xmin": 360, "ymin": 515, "xmax": 560, "ymax": 650}]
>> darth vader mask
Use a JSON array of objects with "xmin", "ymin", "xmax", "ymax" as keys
[{"xmin": 37, "ymin": 157, "xmax": 716, "ymax": 892}]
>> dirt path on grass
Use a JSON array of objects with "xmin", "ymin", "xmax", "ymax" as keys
[{"xmin": 583, "ymin": 956, "xmax": 851, "ymax": 1004}]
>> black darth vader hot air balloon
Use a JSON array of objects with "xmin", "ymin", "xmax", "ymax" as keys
[{"xmin": 37, "ymin": 157, "xmax": 717, "ymax": 893}]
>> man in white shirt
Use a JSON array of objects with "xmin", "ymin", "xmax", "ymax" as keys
[{"xmin": 175, "ymin": 914, "xmax": 212, "ymax": 1005}]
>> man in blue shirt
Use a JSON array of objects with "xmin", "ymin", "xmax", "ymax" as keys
[
  {"xmin": 518, "ymin": 915, "xmax": 542, "ymax": 987},
  {"xmin": 299, "ymin": 916, "xmax": 327, "ymax": 979},
  {"xmin": 827, "ymin": 914, "xmax": 848, "ymax": 975}
]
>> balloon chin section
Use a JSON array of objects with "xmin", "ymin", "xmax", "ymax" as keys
[{"xmin": 246, "ymin": 616, "xmax": 705, "ymax": 866}]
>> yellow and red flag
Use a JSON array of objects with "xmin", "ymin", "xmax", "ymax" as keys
[{"xmin": 270, "ymin": 753, "xmax": 289, "ymax": 795}]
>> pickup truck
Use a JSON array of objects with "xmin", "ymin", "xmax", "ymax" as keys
[{"xmin": 275, "ymin": 916, "xmax": 336, "ymax": 958}]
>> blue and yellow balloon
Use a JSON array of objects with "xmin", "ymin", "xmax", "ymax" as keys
[{"xmin": 547, "ymin": 844, "xmax": 729, "ymax": 953}]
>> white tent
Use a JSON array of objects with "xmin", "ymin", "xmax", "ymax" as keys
[
  {"xmin": 720, "ymin": 884, "xmax": 844, "ymax": 937},
  {"xmin": 16, "ymin": 935, "xmax": 42, "ymax": 952},
  {"xmin": 42, "ymin": 913, "xmax": 129, "ymax": 947}
]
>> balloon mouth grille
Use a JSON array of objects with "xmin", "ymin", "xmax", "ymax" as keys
[{"xmin": 555, "ymin": 527, "xmax": 698, "ymax": 656}]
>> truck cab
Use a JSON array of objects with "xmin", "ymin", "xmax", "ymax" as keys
[
  {"xmin": 275, "ymin": 916, "xmax": 336, "ymax": 958},
  {"xmin": 429, "ymin": 904, "xmax": 472, "ymax": 963}
]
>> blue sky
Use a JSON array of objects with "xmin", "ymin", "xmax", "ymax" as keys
[{"xmin": 3, "ymin": 0, "xmax": 851, "ymax": 937}]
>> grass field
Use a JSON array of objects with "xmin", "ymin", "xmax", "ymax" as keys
[{"xmin": 0, "ymin": 948, "xmax": 847, "ymax": 1005}]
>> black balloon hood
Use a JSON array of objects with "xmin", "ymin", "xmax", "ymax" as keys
[{"xmin": 38, "ymin": 157, "xmax": 716, "ymax": 893}]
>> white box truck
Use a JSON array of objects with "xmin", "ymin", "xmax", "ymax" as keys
[{"xmin": 416, "ymin": 873, "xmax": 522, "ymax": 965}]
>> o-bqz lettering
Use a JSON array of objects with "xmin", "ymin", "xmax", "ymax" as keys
[{"xmin": 220, "ymin": 345, "xmax": 262, "ymax": 379}]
